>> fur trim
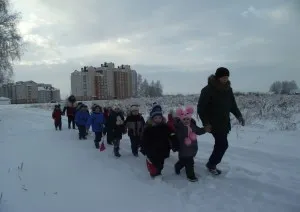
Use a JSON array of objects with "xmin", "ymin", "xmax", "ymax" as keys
[
  {"xmin": 208, "ymin": 75, "xmax": 231, "ymax": 91},
  {"xmin": 130, "ymin": 105, "xmax": 139, "ymax": 111}
]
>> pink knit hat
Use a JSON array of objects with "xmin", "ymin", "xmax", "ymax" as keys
[{"xmin": 176, "ymin": 106, "xmax": 194, "ymax": 120}]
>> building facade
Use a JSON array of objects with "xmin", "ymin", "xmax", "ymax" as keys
[
  {"xmin": 70, "ymin": 62, "xmax": 138, "ymax": 100},
  {"xmin": 0, "ymin": 81, "xmax": 60, "ymax": 104}
]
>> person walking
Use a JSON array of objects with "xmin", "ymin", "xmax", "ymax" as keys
[{"xmin": 197, "ymin": 67, "xmax": 245, "ymax": 175}]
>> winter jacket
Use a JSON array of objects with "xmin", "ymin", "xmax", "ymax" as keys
[
  {"xmin": 63, "ymin": 102, "xmax": 77, "ymax": 117},
  {"xmin": 106, "ymin": 111, "xmax": 125, "ymax": 140},
  {"xmin": 52, "ymin": 109, "xmax": 63, "ymax": 123},
  {"xmin": 87, "ymin": 112, "xmax": 106, "ymax": 132},
  {"xmin": 174, "ymin": 119, "xmax": 206, "ymax": 157},
  {"xmin": 167, "ymin": 113, "xmax": 175, "ymax": 132},
  {"xmin": 197, "ymin": 75, "xmax": 242, "ymax": 134},
  {"xmin": 124, "ymin": 113, "xmax": 145, "ymax": 137},
  {"xmin": 141, "ymin": 120, "xmax": 177, "ymax": 160},
  {"xmin": 75, "ymin": 110, "xmax": 90, "ymax": 126}
]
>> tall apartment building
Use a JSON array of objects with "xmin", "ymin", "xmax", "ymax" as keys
[
  {"xmin": 37, "ymin": 83, "xmax": 61, "ymax": 103},
  {"xmin": 70, "ymin": 62, "xmax": 138, "ymax": 100},
  {"xmin": 131, "ymin": 70, "xmax": 138, "ymax": 97},
  {"xmin": 0, "ymin": 81, "xmax": 60, "ymax": 104}
]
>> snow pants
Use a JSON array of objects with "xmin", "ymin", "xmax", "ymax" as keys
[
  {"xmin": 54, "ymin": 119, "xmax": 62, "ymax": 130},
  {"xmin": 208, "ymin": 133, "xmax": 228, "ymax": 166},
  {"xmin": 175, "ymin": 157, "xmax": 195, "ymax": 178},
  {"xmin": 78, "ymin": 125, "xmax": 86, "ymax": 139},
  {"xmin": 129, "ymin": 136, "xmax": 141, "ymax": 154},
  {"xmin": 68, "ymin": 116, "xmax": 75, "ymax": 129}
]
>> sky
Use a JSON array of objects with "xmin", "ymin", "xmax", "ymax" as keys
[{"xmin": 11, "ymin": 0, "xmax": 300, "ymax": 97}]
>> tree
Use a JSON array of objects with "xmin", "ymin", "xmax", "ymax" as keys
[
  {"xmin": 269, "ymin": 80, "xmax": 299, "ymax": 94},
  {"xmin": 154, "ymin": 80, "xmax": 163, "ymax": 96},
  {"xmin": 136, "ymin": 74, "xmax": 164, "ymax": 97},
  {"xmin": 269, "ymin": 81, "xmax": 282, "ymax": 94},
  {"xmin": 140, "ymin": 79, "xmax": 149, "ymax": 97},
  {"xmin": 0, "ymin": 0, "xmax": 23, "ymax": 83}
]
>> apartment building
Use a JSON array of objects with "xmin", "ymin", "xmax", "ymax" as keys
[
  {"xmin": 131, "ymin": 70, "xmax": 138, "ymax": 97},
  {"xmin": 0, "ymin": 81, "xmax": 61, "ymax": 104},
  {"xmin": 37, "ymin": 83, "xmax": 61, "ymax": 103},
  {"xmin": 70, "ymin": 62, "xmax": 138, "ymax": 100}
]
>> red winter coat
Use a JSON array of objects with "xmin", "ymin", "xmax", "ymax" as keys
[
  {"xmin": 52, "ymin": 109, "xmax": 63, "ymax": 123},
  {"xmin": 167, "ymin": 113, "xmax": 175, "ymax": 132}
]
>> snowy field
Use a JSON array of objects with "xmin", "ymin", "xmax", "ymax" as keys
[{"xmin": 1, "ymin": 100, "xmax": 300, "ymax": 212}]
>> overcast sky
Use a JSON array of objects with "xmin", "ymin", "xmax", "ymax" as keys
[{"xmin": 12, "ymin": 0, "xmax": 300, "ymax": 97}]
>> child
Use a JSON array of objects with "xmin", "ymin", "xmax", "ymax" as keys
[
  {"xmin": 104, "ymin": 107, "xmax": 113, "ymax": 145},
  {"xmin": 141, "ymin": 104, "xmax": 177, "ymax": 178},
  {"xmin": 75, "ymin": 104, "xmax": 90, "ymax": 140},
  {"xmin": 87, "ymin": 105, "xmax": 106, "ymax": 149},
  {"xmin": 174, "ymin": 106, "xmax": 211, "ymax": 182},
  {"xmin": 106, "ymin": 106, "xmax": 125, "ymax": 157},
  {"xmin": 167, "ymin": 109, "xmax": 176, "ymax": 133},
  {"xmin": 124, "ymin": 104, "xmax": 145, "ymax": 157},
  {"xmin": 52, "ymin": 104, "xmax": 63, "ymax": 130}
]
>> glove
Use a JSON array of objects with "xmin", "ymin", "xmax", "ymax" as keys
[{"xmin": 238, "ymin": 117, "xmax": 245, "ymax": 126}]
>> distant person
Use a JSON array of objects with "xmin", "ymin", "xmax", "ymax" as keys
[
  {"xmin": 52, "ymin": 104, "xmax": 63, "ymax": 131},
  {"xmin": 86, "ymin": 104, "xmax": 106, "ymax": 149},
  {"xmin": 63, "ymin": 95, "xmax": 77, "ymax": 129},
  {"xmin": 197, "ymin": 67, "xmax": 245, "ymax": 175},
  {"xmin": 106, "ymin": 106, "xmax": 125, "ymax": 157},
  {"xmin": 75, "ymin": 104, "xmax": 90, "ymax": 140}
]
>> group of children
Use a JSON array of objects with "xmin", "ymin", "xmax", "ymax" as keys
[{"xmin": 52, "ymin": 101, "xmax": 211, "ymax": 182}]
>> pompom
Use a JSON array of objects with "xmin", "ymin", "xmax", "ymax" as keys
[
  {"xmin": 189, "ymin": 132, "xmax": 197, "ymax": 141},
  {"xmin": 185, "ymin": 106, "xmax": 194, "ymax": 115},
  {"xmin": 184, "ymin": 138, "xmax": 192, "ymax": 146}
]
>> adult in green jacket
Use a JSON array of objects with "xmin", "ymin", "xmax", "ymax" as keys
[{"xmin": 197, "ymin": 67, "xmax": 245, "ymax": 175}]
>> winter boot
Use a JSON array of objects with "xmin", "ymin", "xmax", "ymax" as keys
[
  {"xmin": 187, "ymin": 175, "xmax": 198, "ymax": 182},
  {"xmin": 114, "ymin": 147, "xmax": 121, "ymax": 157},
  {"xmin": 174, "ymin": 164, "xmax": 181, "ymax": 175},
  {"xmin": 94, "ymin": 141, "xmax": 99, "ymax": 149},
  {"xmin": 206, "ymin": 162, "xmax": 222, "ymax": 175},
  {"xmin": 174, "ymin": 161, "xmax": 184, "ymax": 175}
]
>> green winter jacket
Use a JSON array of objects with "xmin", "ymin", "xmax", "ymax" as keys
[{"xmin": 197, "ymin": 75, "xmax": 242, "ymax": 134}]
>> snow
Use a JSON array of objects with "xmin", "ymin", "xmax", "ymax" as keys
[{"xmin": 1, "ymin": 105, "xmax": 300, "ymax": 212}]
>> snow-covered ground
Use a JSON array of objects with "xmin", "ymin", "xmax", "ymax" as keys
[{"xmin": 1, "ymin": 105, "xmax": 300, "ymax": 212}]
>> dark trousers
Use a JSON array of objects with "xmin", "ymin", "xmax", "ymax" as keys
[
  {"xmin": 78, "ymin": 125, "xmax": 86, "ymax": 139},
  {"xmin": 106, "ymin": 131, "xmax": 113, "ymax": 144},
  {"xmin": 175, "ymin": 157, "xmax": 195, "ymax": 178},
  {"xmin": 129, "ymin": 136, "xmax": 140, "ymax": 154},
  {"xmin": 54, "ymin": 120, "xmax": 62, "ymax": 130},
  {"xmin": 149, "ymin": 156, "xmax": 165, "ymax": 175},
  {"xmin": 67, "ymin": 116, "xmax": 75, "ymax": 129},
  {"xmin": 94, "ymin": 132, "xmax": 102, "ymax": 142},
  {"xmin": 208, "ymin": 133, "xmax": 229, "ymax": 167}
]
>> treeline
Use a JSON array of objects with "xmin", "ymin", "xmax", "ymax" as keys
[
  {"xmin": 137, "ymin": 74, "xmax": 163, "ymax": 97},
  {"xmin": 269, "ymin": 80, "xmax": 298, "ymax": 94}
]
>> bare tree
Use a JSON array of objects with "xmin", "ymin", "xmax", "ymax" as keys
[{"xmin": 0, "ymin": 0, "xmax": 23, "ymax": 83}]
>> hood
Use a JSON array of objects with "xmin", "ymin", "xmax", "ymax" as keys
[{"xmin": 208, "ymin": 75, "xmax": 231, "ymax": 91}]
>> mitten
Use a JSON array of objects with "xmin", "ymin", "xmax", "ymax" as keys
[{"xmin": 238, "ymin": 117, "xmax": 245, "ymax": 126}]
